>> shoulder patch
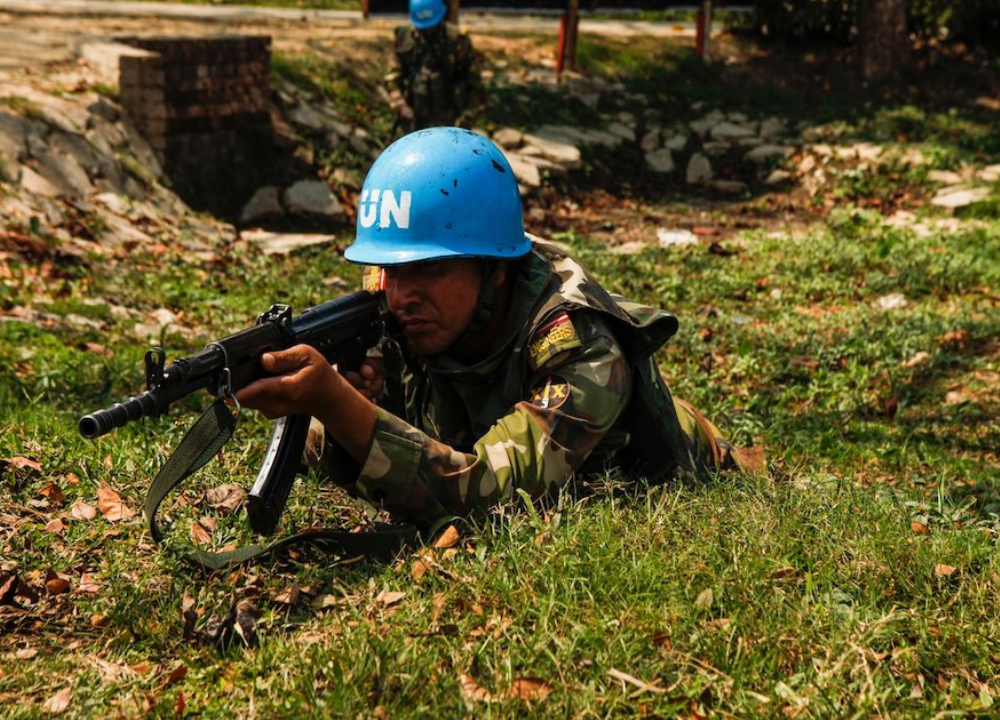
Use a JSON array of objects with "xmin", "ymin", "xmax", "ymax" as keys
[
  {"xmin": 528, "ymin": 375, "xmax": 571, "ymax": 410},
  {"xmin": 363, "ymin": 266, "xmax": 386, "ymax": 293},
  {"xmin": 528, "ymin": 312, "xmax": 582, "ymax": 369}
]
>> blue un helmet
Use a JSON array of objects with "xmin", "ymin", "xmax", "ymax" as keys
[
  {"xmin": 409, "ymin": 0, "xmax": 447, "ymax": 30},
  {"xmin": 345, "ymin": 127, "xmax": 532, "ymax": 266}
]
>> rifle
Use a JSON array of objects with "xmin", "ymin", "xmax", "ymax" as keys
[{"xmin": 79, "ymin": 290, "xmax": 385, "ymax": 541}]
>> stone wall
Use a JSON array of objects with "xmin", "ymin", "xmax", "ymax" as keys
[{"xmin": 118, "ymin": 36, "xmax": 274, "ymax": 218}]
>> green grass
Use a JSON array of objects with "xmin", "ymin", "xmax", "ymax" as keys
[
  {"xmin": 3, "ymin": 25, "xmax": 1000, "ymax": 720},
  {"xmin": 3, "ymin": 208, "xmax": 999, "ymax": 718}
]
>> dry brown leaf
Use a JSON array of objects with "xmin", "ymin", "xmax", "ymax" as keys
[
  {"xmin": 70, "ymin": 500, "xmax": 97, "ymax": 521},
  {"xmin": 204, "ymin": 484, "xmax": 246, "ymax": 513},
  {"xmin": 190, "ymin": 522, "xmax": 211, "ymax": 546},
  {"xmin": 15, "ymin": 647, "xmax": 38, "ymax": 660},
  {"xmin": 39, "ymin": 481, "xmax": 64, "ymax": 507},
  {"xmin": 934, "ymin": 564, "xmax": 957, "ymax": 577},
  {"xmin": 6, "ymin": 456, "xmax": 41, "ymax": 473},
  {"xmin": 432, "ymin": 524, "xmax": 460, "ymax": 549},
  {"xmin": 273, "ymin": 585, "xmax": 301, "ymax": 605},
  {"xmin": 97, "ymin": 484, "xmax": 135, "ymax": 522},
  {"xmin": 78, "ymin": 573, "xmax": 101, "ymax": 594},
  {"xmin": 411, "ymin": 559, "xmax": 429, "ymax": 581},
  {"xmin": 431, "ymin": 592, "xmax": 447, "ymax": 624},
  {"xmin": 459, "ymin": 673, "xmax": 498, "ymax": 703},
  {"xmin": 164, "ymin": 664, "xmax": 187, "ymax": 686},
  {"xmin": 911, "ymin": 521, "xmax": 929, "ymax": 535},
  {"xmin": 42, "ymin": 687, "xmax": 72, "ymax": 714},
  {"xmin": 45, "ymin": 519, "xmax": 66, "ymax": 534},
  {"xmin": 901, "ymin": 351, "xmax": 931, "ymax": 369},
  {"xmin": 45, "ymin": 576, "xmax": 70, "ymax": 596},
  {"xmin": 376, "ymin": 590, "xmax": 406, "ymax": 607},
  {"xmin": 198, "ymin": 516, "xmax": 218, "ymax": 532},
  {"xmin": 508, "ymin": 677, "xmax": 553, "ymax": 702}
]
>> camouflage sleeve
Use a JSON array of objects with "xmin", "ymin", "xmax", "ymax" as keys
[{"xmin": 343, "ymin": 313, "xmax": 631, "ymax": 528}]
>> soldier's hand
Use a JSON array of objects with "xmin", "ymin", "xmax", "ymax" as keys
[
  {"xmin": 236, "ymin": 345, "xmax": 341, "ymax": 420},
  {"xmin": 343, "ymin": 357, "xmax": 385, "ymax": 403}
]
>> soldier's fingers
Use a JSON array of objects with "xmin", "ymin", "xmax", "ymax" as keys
[
  {"xmin": 360, "ymin": 360, "xmax": 384, "ymax": 380},
  {"xmin": 260, "ymin": 345, "xmax": 317, "ymax": 375}
]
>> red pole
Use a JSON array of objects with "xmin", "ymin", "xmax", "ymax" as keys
[
  {"xmin": 696, "ymin": 1, "xmax": 713, "ymax": 60},
  {"xmin": 556, "ymin": 12, "xmax": 568, "ymax": 76},
  {"xmin": 695, "ymin": 3, "xmax": 705, "ymax": 56}
]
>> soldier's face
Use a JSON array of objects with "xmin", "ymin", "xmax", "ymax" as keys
[{"xmin": 384, "ymin": 258, "xmax": 483, "ymax": 356}]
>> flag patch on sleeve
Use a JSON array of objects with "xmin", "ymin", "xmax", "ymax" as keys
[
  {"xmin": 528, "ymin": 312, "xmax": 582, "ymax": 370},
  {"xmin": 363, "ymin": 266, "xmax": 386, "ymax": 293}
]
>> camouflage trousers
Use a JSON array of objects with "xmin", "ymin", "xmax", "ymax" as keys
[{"xmin": 673, "ymin": 398, "xmax": 766, "ymax": 475}]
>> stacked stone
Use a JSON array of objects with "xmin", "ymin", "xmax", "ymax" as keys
[{"xmin": 118, "ymin": 36, "xmax": 274, "ymax": 218}]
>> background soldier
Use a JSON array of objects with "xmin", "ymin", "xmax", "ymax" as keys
[
  {"xmin": 236, "ymin": 128, "xmax": 764, "ymax": 529},
  {"xmin": 385, "ymin": 0, "xmax": 481, "ymax": 131}
]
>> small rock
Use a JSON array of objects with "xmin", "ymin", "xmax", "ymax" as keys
[
  {"xmin": 709, "ymin": 180, "xmax": 747, "ymax": 194},
  {"xmin": 640, "ymin": 127, "xmax": 661, "ymax": 152},
  {"xmin": 876, "ymin": 293, "xmax": 908, "ymax": 311},
  {"xmin": 686, "ymin": 153, "xmax": 712, "ymax": 184},
  {"xmin": 765, "ymin": 169, "xmax": 792, "ymax": 185},
  {"xmin": 702, "ymin": 141, "xmax": 730, "ymax": 157},
  {"xmin": 664, "ymin": 134, "xmax": 688, "ymax": 152},
  {"xmin": 746, "ymin": 145, "xmax": 795, "ymax": 163},
  {"xmin": 977, "ymin": 164, "xmax": 1000, "ymax": 182},
  {"xmin": 610, "ymin": 240, "xmax": 650, "ymax": 255},
  {"xmin": 521, "ymin": 132, "xmax": 581, "ymax": 169},
  {"xmin": 20, "ymin": 166, "xmax": 64, "ymax": 197},
  {"xmin": 710, "ymin": 122, "xmax": 756, "ymax": 140},
  {"xmin": 492, "ymin": 127, "xmax": 523, "ymax": 149},
  {"xmin": 645, "ymin": 148, "xmax": 674, "ymax": 173},
  {"xmin": 927, "ymin": 170, "xmax": 964, "ymax": 185},
  {"xmin": 242, "ymin": 229, "xmax": 334, "ymax": 256},
  {"xmin": 504, "ymin": 152, "xmax": 542, "ymax": 188},
  {"xmin": 282, "ymin": 180, "xmax": 344, "ymax": 218},
  {"xmin": 758, "ymin": 117, "xmax": 787, "ymax": 140},
  {"xmin": 606, "ymin": 122, "xmax": 635, "ymax": 143},
  {"xmin": 657, "ymin": 228, "xmax": 698, "ymax": 247},
  {"xmin": 930, "ymin": 187, "xmax": 990, "ymax": 212},
  {"xmin": 240, "ymin": 186, "xmax": 284, "ymax": 225},
  {"xmin": 287, "ymin": 104, "xmax": 325, "ymax": 132}
]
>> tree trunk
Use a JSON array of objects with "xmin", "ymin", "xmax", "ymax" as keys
[{"xmin": 859, "ymin": 0, "xmax": 910, "ymax": 81}]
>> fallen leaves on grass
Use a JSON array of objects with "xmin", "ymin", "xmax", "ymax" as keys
[
  {"xmin": 432, "ymin": 524, "xmax": 460, "ymax": 549},
  {"xmin": 459, "ymin": 672, "xmax": 553, "ymax": 704},
  {"xmin": 508, "ymin": 678, "xmax": 553, "ymax": 702},
  {"xmin": 97, "ymin": 484, "xmax": 134, "ymax": 522},
  {"xmin": 204, "ymin": 484, "xmax": 246, "ymax": 514},
  {"xmin": 934, "ymin": 564, "xmax": 957, "ymax": 577},
  {"xmin": 376, "ymin": 590, "xmax": 405, "ymax": 607},
  {"xmin": 78, "ymin": 573, "xmax": 101, "ymax": 594},
  {"xmin": 911, "ymin": 521, "xmax": 929, "ymax": 535},
  {"xmin": 70, "ymin": 500, "xmax": 97, "ymax": 521},
  {"xmin": 42, "ymin": 687, "xmax": 72, "ymax": 714}
]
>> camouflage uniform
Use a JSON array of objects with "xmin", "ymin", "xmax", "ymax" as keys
[
  {"xmin": 324, "ymin": 238, "xmax": 763, "ymax": 529},
  {"xmin": 387, "ymin": 23, "xmax": 479, "ymax": 130}
]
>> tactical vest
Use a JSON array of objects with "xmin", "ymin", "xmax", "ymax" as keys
[{"xmin": 387, "ymin": 238, "xmax": 697, "ymax": 482}]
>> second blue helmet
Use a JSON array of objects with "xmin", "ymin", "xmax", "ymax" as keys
[{"xmin": 409, "ymin": 0, "xmax": 447, "ymax": 29}]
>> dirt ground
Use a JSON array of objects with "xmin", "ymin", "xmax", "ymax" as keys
[{"xmin": 1, "ymin": 3, "xmax": 997, "ymax": 248}]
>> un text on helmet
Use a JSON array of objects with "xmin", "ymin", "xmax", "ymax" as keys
[{"xmin": 359, "ymin": 189, "xmax": 412, "ymax": 230}]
